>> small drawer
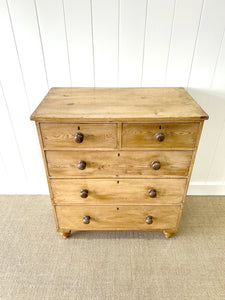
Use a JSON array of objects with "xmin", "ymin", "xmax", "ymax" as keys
[
  {"xmin": 55, "ymin": 205, "xmax": 181, "ymax": 230},
  {"xmin": 40, "ymin": 123, "xmax": 117, "ymax": 149},
  {"xmin": 46, "ymin": 150, "xmax": 192, "ymax": 178},
  {"xmin": 51, "ymin": 178, "xmax": 186, "ymax": 205},
  {"xmin": 122, "ymin": 123, "xmax": 199, "ymax": 149}
]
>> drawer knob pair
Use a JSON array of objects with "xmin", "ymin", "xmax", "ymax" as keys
[
  {"xmin": 155, "ymin": 132, "xmax": 165, "ymax": 142},
  {"xmin": 146, "ymin": 215, "xmax": 153, "ymax": 224},
  {"xmin": 83, "ymin": 215, "xmax": 90, "ymax": 224},
  {"xmin": 83, "ymin": 215, "xmax": 152, "ymax": 225},
  {"xmin": 74, "ymin": 132, "xmax": 84, "ymax": 143}
]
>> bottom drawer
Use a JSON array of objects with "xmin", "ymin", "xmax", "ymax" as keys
[{"xmin": 55, "ymin": 205, "xmax": 181, "ymax": 230}]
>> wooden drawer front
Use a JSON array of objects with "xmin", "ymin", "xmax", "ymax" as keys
[
  {"xmin": 56, "ymin": 205, "xmax": 181, "ymax": 230},
  {"xmin": 40, "ymin": 123, "xmax": 117, "ymax": 149},
  {"xmin": 51, "ymin": 179, "xmax": 186, "ymax": 205},
  {"xmin": 122, "ymin": 123, "xmax": 199, "ymax": 149},
  {"xmin": 46, "ymin": 150, "xmax": 192, "ymax": 178}
]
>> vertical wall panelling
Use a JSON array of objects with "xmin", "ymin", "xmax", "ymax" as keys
[
  {"xmin": 7, "ymin": 0, "xmax": 49, "ymax": 112},
  {"xmin": 142, "ymin": 0, "xmax": 176, "ymax": 86},
  {"xmin": 187, "ymin": 89, "xmax": 225, "ymax": 183},
  {"xmin": 165, "ymin": 0, "xmax": 204, "ymax": 87},
  {"xmin": 0, "ymin": 82, "xmax": 26, "ymax": 192},
  {"xmin": 187, "ymin": 0, "xmax": 225, "ymax": 182},
  {"xmin": 207, "ymin": 118, "xmax": 225, "ymax": 182},
  {"xmin": 206, "ymin": 32, "xmax": 225, "ymax": 182},
  {"xmin": 35, "ymin": 0, "xmax": 71, "ymax": 87},
  {"xmin": 119, "ymin": 0, "xmax": 147, "ymax": 86},
  {"xmin": 188, "ymin": 0, "xmax": 225, "ymax": 89},
  {"xmin": 210, "ymin": 29, "xmax": 225, "ymax": 96},
  {"xmin": 92, "ymin": 0, "xmax": 119, "ymax": 87},
  {"xmin": 0, "ymin": 0, "xmax": 47, "ymax": 193},
  {"xmin": 63, "ymin": 0, "xmax": 94, "ymax": 87}
]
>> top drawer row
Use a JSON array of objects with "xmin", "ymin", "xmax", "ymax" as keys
[{"xmin": 40, "ymin": 122, "xmax": 199, "ymax": 149}]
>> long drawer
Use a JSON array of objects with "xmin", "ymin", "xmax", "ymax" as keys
[
  {"xmin": 51, "ymin": 178, "xmax": 187, "ymax": 205},
  {"xmin": 46, "ymin": 150, "xmax": 192, "ymax": 177},
  {"xmin": 55, "ymin": 205, "xmax": 181, "ymax": 230},
  {"xmin": 40, "ymin": 123, "xmax": 117, "ymax": 149},
  {"xmin": 122, "ymin": 123, "xmax": 199, "ymax": 148}
]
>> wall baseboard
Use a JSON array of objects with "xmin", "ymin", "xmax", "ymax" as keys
[{"xmin": 188, "ymin": 182, "xmax": 225, "ymax": 195}]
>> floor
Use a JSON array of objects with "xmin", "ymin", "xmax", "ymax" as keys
[{"xmin": 0, "ymin": 195, "xmax": 224, "ymax": 300}]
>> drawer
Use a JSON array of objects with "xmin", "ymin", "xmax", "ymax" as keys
[
  {"xmin": 40, "ymin": 123, "xmax": 117, "ymax": 149},
  {"xmin": 122, "ymin": 123, "xmax": 199, "ymax": 149},
  {"xmin": 46, "ymin": 150, "xmax": 192, "ymax": 178},
  {"xmin": 51, "ymin": 178, "xmax": 187, "ymax": 204},
  {"xmin": 55, "ymin": 205, "xmax": 181, "ymax": 230}
]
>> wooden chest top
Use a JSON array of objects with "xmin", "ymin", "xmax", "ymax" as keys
[{"xmin": 30, "ymin": 87, "xmax": 208, "ymax": 122}]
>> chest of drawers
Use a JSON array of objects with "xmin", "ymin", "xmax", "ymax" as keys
[{"xmin": 30, "ymin": 87, "xmax": 208, "ymax": 239}]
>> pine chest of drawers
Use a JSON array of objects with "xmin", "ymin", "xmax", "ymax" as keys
[{"xmin": 30, "ymin": 87, "xmax": 208, "ymax": 239}]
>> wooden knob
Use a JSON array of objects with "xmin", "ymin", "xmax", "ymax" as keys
[
  {"xmin": 155, "ymin": 132, "xmax": 165, "ymax": 142},
  {"xmin": 83, "ymin": 216, "xmax": 90, "ymax": 224},
  {"xmin": 77, "ymin": 160, "xmax": 86, "ymax": 170},
  {"xmin": 149, "ymin": 189, "xmax": 157, "ymax": 198},
  {"xmin": 145, "ymin": 215, "xmax": 153, "ymax": 224},
  {"xmin": 74, "ymin": 132, "xmax": 84, "ymax": 143},
  {"xmin": 151, "ymin": 160, "xmax": 161, "ymax": 170},
  {"xmin": 80, "ymin": 189, "xmax": 88, "ymax": 198}
]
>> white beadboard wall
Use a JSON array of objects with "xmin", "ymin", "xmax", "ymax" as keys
[{"xmin": 0, "ymin": 0, "xmax": 225, "ymax": 195}]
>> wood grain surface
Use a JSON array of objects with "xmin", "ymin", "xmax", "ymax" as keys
[
  {"xmin": 30, "ymin": 88, "xmax": 209, "ymax": 122},
  {"xmin": 50, "ymin": 178, "xmax": 187, "ymax": 205},
  {"xmin": 46, "ymin": 150, "xmax": 193, "ymax": 178},
  {"xmin": 56, "ymin": 205, "xmax": 181, "ymax": 230},
  {"xmin": 122, "ymin": 122, "xmax": 199, "ymax": 149},
  {"xmin": 40, "ymin": 123, "xmax": 117, "ymax": 149}
]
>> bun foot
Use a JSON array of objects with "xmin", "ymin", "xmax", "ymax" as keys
[
  {"xmin": 59, "ymin": 230, "xmax": 71, "ymax": 239},
  {"xmin": 163, "ymin": 230, "xmax": 175, "ymax": 239}
]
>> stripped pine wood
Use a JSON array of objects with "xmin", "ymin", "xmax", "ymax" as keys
[
  {"xmin": 31, "ymin": 87, "xmax": 207, "ymax": 238},
  {"xmin": 50, "ymin": 178, "xmax": 187, "ymax": 205},
  {"xmin": 176, "ymin": 121, "xmax": 204, "ymax": 232},
  {"xmin": 36, "ymin": 122, "xmax": 59, "ymax": 229},
  {"xmin": 122, "ymin": 123, "xmax": 199, "ymax": 149},
  {"xmin": 55, "ymin": 205, "xmax": 181, "ymax": 230},
  {"xmin": 40, "ymin": 123, "xmax": 117, "ymax": 149},
  {"xmin": 46, "ymin": 150, "xmax": 193, "ymax": 178},
  {"xmin": 30, "ymin": 87, "xmax": 208, "ymax": 122}
]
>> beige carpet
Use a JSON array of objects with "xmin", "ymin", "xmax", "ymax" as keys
[{"xmin": 0, "ymin": 195, "xmax": 224, "ymax": 300}]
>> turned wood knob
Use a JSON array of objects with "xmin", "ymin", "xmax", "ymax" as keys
[
  {"xmin": 151, "ymin": 160, "xmax": 161, "ymax": 170},
  {"xmin": 155, "ymin": 132, "xmax": 165, "ymax": 142},
  {"xmin": 83, "ymin": 216, "xmax": 90, "ymax": 224},
  {"xmin": 77, "ymin": 160, "xmax": 86, "ymax": 170},
  {"xmin": 74, "ymin": 132, "xmax": 84, "ymax": 143},
  {"xmin": 80, "ymin": 189, "xmax": 88, "ymax": 198},
  {"xmin": 145, "ymin": 215, "xmax": 153, "ymax": 224},
  {"xmin": 149, "ymin": 189, "xmax": 157, "ymax": 198}
]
